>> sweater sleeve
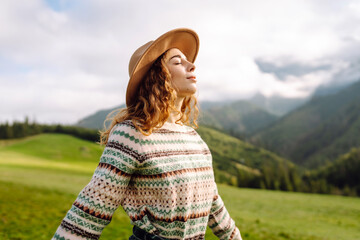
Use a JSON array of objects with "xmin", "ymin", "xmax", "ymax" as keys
[
  {"xmin": 208, "ymin": 184, "xmax": 242, "ymax": 240},
  {"xmin": 52, "ymin": 123, "xmax": 140, "ymax": 240}
]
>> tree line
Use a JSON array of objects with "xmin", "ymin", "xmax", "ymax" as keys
[
  {"xmin": 214, "ymin": 150, "xmax": 360, "ymax": 197},
  {"xmin": 0, "ymin": 117, "xmax": 99, "ymax": 142},
  {"xmin": 301, "ymin": 147, "xmax": 360, "ymax": 196}
]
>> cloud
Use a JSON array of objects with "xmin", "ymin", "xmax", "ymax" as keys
[
  {"xmin": 254, "ymin": 59, "xmax": 333, "ymax": 80},
  {"xmin": 1, "ymin": 0, "xmax": 360, "ymax": 123}
]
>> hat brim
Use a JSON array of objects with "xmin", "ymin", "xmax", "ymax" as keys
[{"xmin": 126, "ymin": 28, "xmax": 199, "ymax": 106}]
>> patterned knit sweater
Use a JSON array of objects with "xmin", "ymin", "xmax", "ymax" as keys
[{"xmin": 52, "ymin": 120, "xmax": 242, "ymax": 240}]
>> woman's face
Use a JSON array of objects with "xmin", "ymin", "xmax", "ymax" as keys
[{"xmin": 164, "ymin": 48, "xmax": 196, "ymax": 98}]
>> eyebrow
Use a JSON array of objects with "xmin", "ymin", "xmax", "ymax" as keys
[{"xmin": 169, "ymin": 55, "xmax": 187, "ymax": 61}]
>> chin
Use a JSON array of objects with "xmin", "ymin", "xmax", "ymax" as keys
[
  {"xmin": 185, "ymin": 92, "xmax": 197, "ymax": 98},
  {"xmin": 176, "ymin": 86, "xmax": 197, "ymax": 98},
  {"xmin": 177, "ymin": 91, "xmax": 196, "ymax": 98}
]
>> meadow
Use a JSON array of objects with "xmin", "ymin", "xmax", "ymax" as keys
[{"xmin": 0, "ymin": 134, "xmax": 359, "ymax": 240}]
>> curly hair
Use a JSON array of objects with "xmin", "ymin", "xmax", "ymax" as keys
[{"xmin": 99, "ymin": 52, "xmax": 199, "ymax": 145}]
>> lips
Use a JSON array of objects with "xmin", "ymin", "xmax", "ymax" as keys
[{"xmin": 187, "ymin": 76, "xmax": 197, "ymax": 82}]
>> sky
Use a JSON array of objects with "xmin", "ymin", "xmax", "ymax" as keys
[{"xmin": 1, "ymin": 0, "xmax": 360, "ymax": 124}]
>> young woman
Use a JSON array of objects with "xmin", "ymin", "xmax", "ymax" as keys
[{"xmin": 52, "ymin": 28, "xmax": 242, "ymax": 240}]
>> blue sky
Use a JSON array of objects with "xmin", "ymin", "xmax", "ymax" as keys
[
  {"xmin": 45, "ymin": 0, "xmax": 75, "ymax": 12},
  {"xmin": 1, "ymin": 0, "xmax": 360, "ymax": 124}
]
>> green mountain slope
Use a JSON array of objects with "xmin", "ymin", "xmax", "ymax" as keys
[
  {"xmin": 76, "ymin": 104, "xmax": 126, "ymax": 130},
  {"xmin": 252, "ymin": 80, "xmax": 360, "ymax": 168},
  {"xmin": 199, "ymin": 100, "xmax": 279, "ymax": 137},
  {"xmin": 196, "ymin": 125, "xmax": 301, "ymax": 191},
  {"xmin": 248, "ymin": 92, "xmax": 308, "ymax": 116},
  {"xmin": 1, "ymin": 133, "xmax": 104, "ymax": 163},
  {"xmin": 1, "ymin": 128, "xmax": 300, "ymax": 192},
  {"xmin": 306, "ymin": 147, "xmax": 360, "ymax": 196},
  {"xmin": 76, "ymin": 100, "xmax": 278, "ymax": 138}
]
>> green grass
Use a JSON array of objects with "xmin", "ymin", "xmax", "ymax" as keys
[
  {"xmin": 0, "ymin": 134, "xmax": 360, "ymax": 240},
  {"xmin": 1, "ymin": 133, "xmax": 104, "ymax": 163},
  {"xmin": 220, "ymin": 185, "xmax": 360, "ymax": 240}
]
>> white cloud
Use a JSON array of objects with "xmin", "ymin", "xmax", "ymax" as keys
[{"xmin": 1, "ymin": 0, "xmax": 360, "ymax": 123}]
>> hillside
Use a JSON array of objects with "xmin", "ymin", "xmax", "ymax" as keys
[
  {"xmin": 199, "ymin": 100, "xmax": 279, "ymax": 137},
  {"xmin": 1, "ymin": 128, "xmax": 299, "ymax": 191},
  {"xmin": 196, "ymin": 125, "xmax": 301, "ymax": 191},
  {"xmin": 305, "ymin": 147, "xmax": 360, "ymax": 196},
  {"xmin": 1, "ymin": 134, "xmax": 359, "ymax": 240},
  {"xmin": 1, "ymin": 133, "xmax": 103, "ymax": 163},
  {"xmin": 76, "ymin": 104, "xmax": 126, "ymax": 130},
  {"xmin": 252, "ymin": 79, "xmax": 360, "ymax": 168},
  {"xmin": 77, "ymin": 100, "xmax": 278, "ymax": 138},
  {"xmin": 248, "ymin": 92, "xmax": 308, "ymax": 116}
]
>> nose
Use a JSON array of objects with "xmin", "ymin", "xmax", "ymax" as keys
[{"xmin": 187, "ymin": 61, "xmax": 196, "ymax": 72}]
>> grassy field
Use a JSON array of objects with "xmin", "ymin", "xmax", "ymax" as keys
[{"xmin": 0, "ymin": 134, "xmax": 359, "ymax": 240}]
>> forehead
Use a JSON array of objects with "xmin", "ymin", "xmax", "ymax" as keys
[{"xmin": 164, "ymin": 48, "xmax": 187, "ymax": 61}]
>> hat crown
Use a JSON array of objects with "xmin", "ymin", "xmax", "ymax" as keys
[{"xmin": 128, "ymin": 41, "xmax": 154, "ymax": 77}]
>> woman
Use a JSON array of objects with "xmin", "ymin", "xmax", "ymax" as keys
[{"xmin": 52, "ymin": 28, "xmax": 242, "ymax": 240}]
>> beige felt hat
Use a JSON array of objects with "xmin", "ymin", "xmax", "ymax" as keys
[{"xmin": 126, "ymin": 28, "xmax": 199, "ymax": 107}]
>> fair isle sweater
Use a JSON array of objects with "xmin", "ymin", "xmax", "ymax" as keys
[{"xmin": 52, "ymin": 120, "xmax": 242, "ymax": 240}]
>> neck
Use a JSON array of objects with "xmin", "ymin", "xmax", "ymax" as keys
[{"xmin": 166, "ymin": 97, "xmax": 184, "ymax": 124}]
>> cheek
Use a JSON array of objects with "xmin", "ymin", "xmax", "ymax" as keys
[
  {"xmin": 169, "ymin": 69, "xmax": 183, "ymax": 86},
  {"xmin": 169, "ymin": 68, "xmax": 181, "ymax": 78}
]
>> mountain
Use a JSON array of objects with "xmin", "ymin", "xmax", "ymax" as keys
[
  {"xmin": 252, "ymin": 79, "xmax": 360, "ymax": 169},
  {"xmin": 76, "ymin": 104, "xmax": 125, "ymax": 130},
  {"xmin": 305, "ymin": 147, "xmax": 360, "ymax": 196},
  {"xmin": 199, "ymin": 100, "xmax": 279, "ymax": 137},
  {"xmin": 312, "ymin": 83, "xmax": 350, "ymax": 98},
  {"xmin": 248, "ymin": 92, "xmax": 309, "ymax": 116},
  {"xmin": 199, "ymin": 100, "xmax": 229, "ymax": 110},
  {"xmin": 196, "ymin": 125, "xmax": 301, "ymax": 191},
  {"xmin": 76, "ymin": 100, "xmax": 278, "ymax": 138}
]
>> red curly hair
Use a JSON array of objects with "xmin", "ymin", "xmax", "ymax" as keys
[{"xmin": 99, "ymin": 51, "xmax": 199, "ymax": 145}]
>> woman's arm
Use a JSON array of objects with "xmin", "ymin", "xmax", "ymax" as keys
[
  {"xmin": 52, "ymin": 123, "xmax": 139, "ymax": 240},
  {"xmin": 208, "ymin": 185, "xmax": 242, "ymax": 240}
]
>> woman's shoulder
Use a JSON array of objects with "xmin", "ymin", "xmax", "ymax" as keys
[
  {"xmin": 112, "ymin": 119, "xmax": 137, "ymax": 131},
  {"xmin": 108, "ymin": 120, "xmax": 143, "ymax": 141},
  {"xmin": 109, "ymin": 120, "xmax": 199, "ymax": 140},
  {"xmin": 154, "ymin": 122, "xmax": 200, "ymax": 138}
]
